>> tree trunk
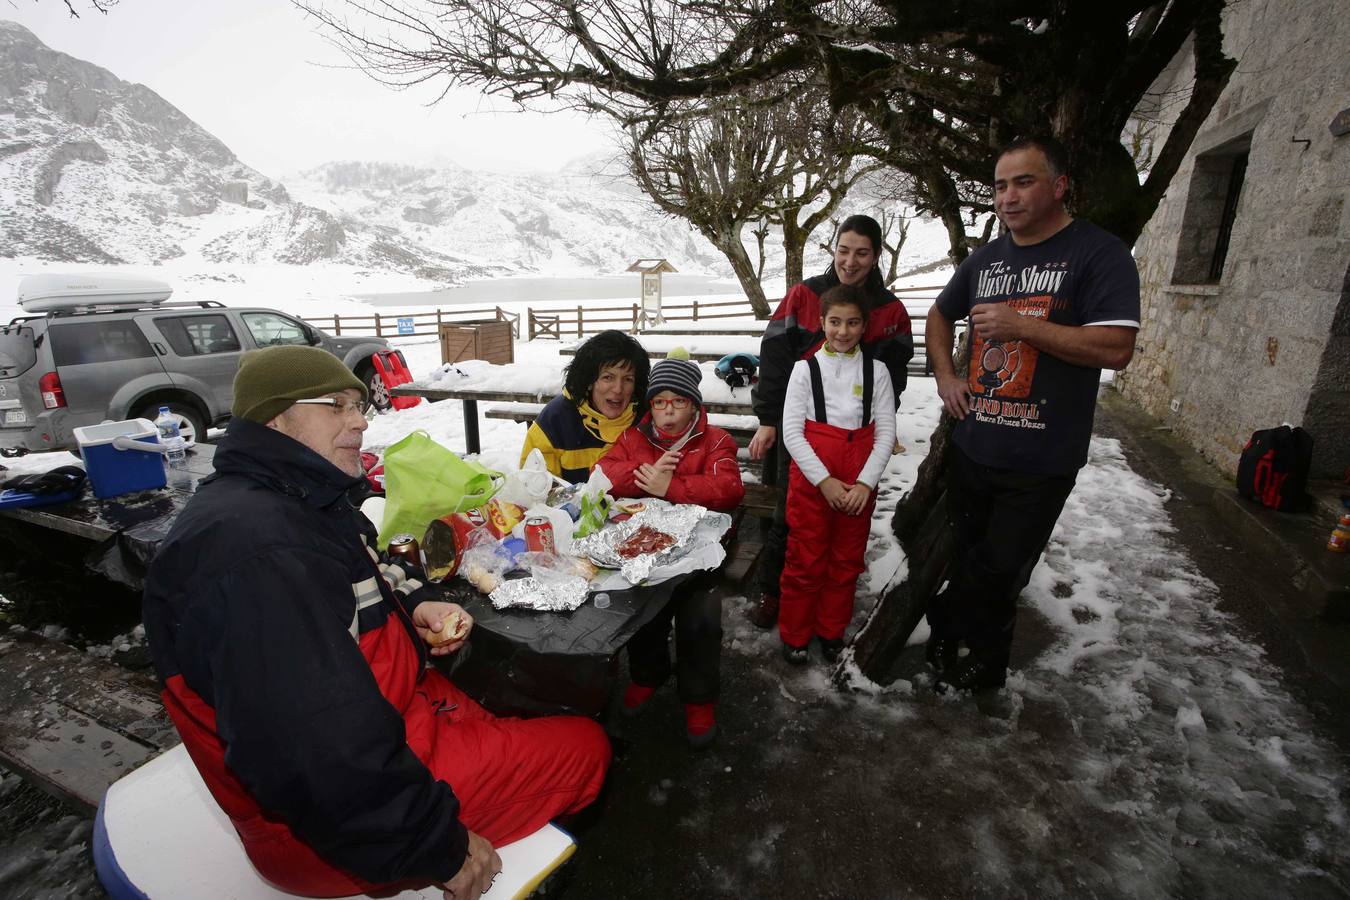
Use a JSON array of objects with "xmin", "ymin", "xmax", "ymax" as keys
[
  {"xmin": 780, "ymin": 205, "xmax": 807, "ymax": 291},
  {"xmin": 841, "ymin": 334, "xmax": 968, "ymax": 686},
  {"xmin": 712, "ymin": 222, "xmax": 771, "ymax": 318}
]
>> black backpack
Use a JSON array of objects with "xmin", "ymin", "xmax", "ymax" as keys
[{"xmin": 1236, "ymin": 426, "xmax": 1313, "ymax": 512}]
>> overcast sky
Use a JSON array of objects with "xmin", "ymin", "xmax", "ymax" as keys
[{"xmin": 2, "ymin": 0, "xmax": 616, "ymax": 177}]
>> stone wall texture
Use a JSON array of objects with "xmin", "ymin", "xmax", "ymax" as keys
[{"xmin": 1116, "ymin": 0, "xmax": 1350, "ymax": 478}]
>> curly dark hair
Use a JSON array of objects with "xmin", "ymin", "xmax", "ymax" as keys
[{"xmin": 562, "ymin": 330, "xmax": 650, "ymax": 412}]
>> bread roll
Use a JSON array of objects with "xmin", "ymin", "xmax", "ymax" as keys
[{"xmin": 428, "ymin": 610, "xmax": 466, "ymax": 646}]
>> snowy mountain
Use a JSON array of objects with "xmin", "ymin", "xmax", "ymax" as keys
[
  {"xmin": 0, "ymin": 21, "xmax": 724, "ymax": 280},
  {"xmin": 283, "ymin": 157, "xmax": 726, "ymax": 276},
  {"xmin": 0, "ymin": 20, "xmax": 951, "ymax": 285},
  {"xmin": 0, "ymin": 21, "xmax": 502, "ymax": 281}
]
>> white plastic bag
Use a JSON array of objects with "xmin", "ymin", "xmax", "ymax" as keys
[{"xmin": 496, "ymin": 448, "xmax": 554, "ymax": 508}]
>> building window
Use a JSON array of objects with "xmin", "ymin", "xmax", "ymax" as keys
[
  {"xmin": 1208, "ymin": 151, "xmax": 1248, "ymax": 281},
  {"xmin": 1172, "ymin": 136, "xmax": 1251, "ymax": 285}
]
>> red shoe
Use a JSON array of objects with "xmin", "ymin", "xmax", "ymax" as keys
[
  {"xmin": 621, "ymin": 682, "xmax": 656, "ymax": 717},
  {"xmin": 684, "ymin": 703, "xmax": 717, "ymax": 748}
]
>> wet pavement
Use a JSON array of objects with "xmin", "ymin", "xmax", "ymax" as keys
[
  {"xmin": 554, "ymin": 395, "xmax": 1350, "ymax": 898},
  {"xmin": 2, "ymin": 390, "xmax": 1348, "ymax": 899}
]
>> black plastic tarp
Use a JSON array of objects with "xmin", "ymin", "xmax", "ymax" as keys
[{"xmin": 437, "ymin": 575, "xmax": 689, "ymax": 718}]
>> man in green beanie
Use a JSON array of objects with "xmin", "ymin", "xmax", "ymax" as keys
[
  {"xmin": 231, "ymin": 345, "xmax": 370, "ymax": 476},
  {"xmin": 142, "ymin": 346, "xmax": 611, "ymax": 898}
]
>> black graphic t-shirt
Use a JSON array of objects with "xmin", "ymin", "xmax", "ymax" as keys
[{"xmin": 936, "ymin": 220, "xmax": 1140, "ymax": 475}]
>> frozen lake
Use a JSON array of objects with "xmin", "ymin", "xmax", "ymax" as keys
[{"xmin": 358, "ymin": 274, "xmax": 743, "ymax": 307}]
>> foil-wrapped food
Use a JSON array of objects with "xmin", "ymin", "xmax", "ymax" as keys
[
  {"xmin": 573, "ymin": 501, "xmax": 710, "ymax": 583},
  {"xmin": 488, "ymin": 575, "xmax": 590, "ymax": 612}
]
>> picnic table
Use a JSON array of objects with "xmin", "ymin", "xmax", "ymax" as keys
[
  {"xmin": 0, "ymin": 444, "xmax": 217, "ymax": 589},
  {"xmin": 439, "ymin": 573, "xmax": 698, "ymax": 719}
]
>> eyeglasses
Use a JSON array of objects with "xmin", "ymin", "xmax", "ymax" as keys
[
  {"xmin": 649, "ymin": 396, "xmax": 691, "ymax": 410},
  {"xmin": 293, "ymin": 396, "xmax": 370, "ymax": 418}
]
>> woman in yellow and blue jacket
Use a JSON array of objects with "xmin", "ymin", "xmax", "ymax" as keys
[{"xmin": 520, "ymin": 330, "xmax": 651, "ymax": 484}]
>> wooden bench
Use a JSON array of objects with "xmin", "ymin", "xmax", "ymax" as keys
[
  {"xmin": 483, "ymin": 402, "xmax": 761, "ymax": 447},
  {"xmin": 0, "ymin": 630, "xmax": 179, "ymax": 811},
  {"xmin": 560, "ymin": 345, "xmax": 727, "ymax": 363}
]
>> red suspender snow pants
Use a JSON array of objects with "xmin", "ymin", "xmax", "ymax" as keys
[{"xmin": 778, "ymin": 418, "xmax": 877, "ymax": 647}]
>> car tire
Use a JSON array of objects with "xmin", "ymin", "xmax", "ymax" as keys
[
  {"xmin": 361, "ymin": 364, "xmax": 392, "ymax": 412},
  {"xmin": 134, "ymin": 402, "xmax": 206, "ymax": 445}
]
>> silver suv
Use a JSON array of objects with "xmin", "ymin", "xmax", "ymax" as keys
[{"xmin": 0, "ymin": 275, "xmax": 391, "ymax": 456}]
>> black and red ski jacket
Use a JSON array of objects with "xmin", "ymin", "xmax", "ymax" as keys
[{"xmin": 752, "ymin": 266, "xmax": 914, "ymax": 426}]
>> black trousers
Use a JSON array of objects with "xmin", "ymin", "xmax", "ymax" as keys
[
  {"xmin": 928, "ymin": 446, "xmax": 1077, "ymax": 666},
  {"xmin": 752, "ymin": 441, "xmax": 793, "ymax": 597},
  {"xmin": 626, "ymin": 570, "xmax": 722, "ymax": 704}
]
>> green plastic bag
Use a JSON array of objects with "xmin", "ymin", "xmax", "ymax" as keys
[{"xmin": 377, "ymin": 431, "xmax": 503, "ymax": 548}]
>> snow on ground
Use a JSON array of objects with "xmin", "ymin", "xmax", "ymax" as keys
[
  {"xmin": 718, "ymin": 391, "xmax": 1349, "ymax": 893},
  {"xmin": 5, "ymin": 326, "xmax": 1348, "ymax": 892},
  {"xmin": 5, "ymin": 255, "xmax": 1346, "ymax": 891}
]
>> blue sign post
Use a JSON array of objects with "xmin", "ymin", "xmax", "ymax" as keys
[{"xmin": 396, "ymin": 317, "xmax": 415, "ymax": 335}]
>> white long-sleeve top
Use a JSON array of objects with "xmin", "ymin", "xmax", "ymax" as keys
[{"xmin": 781, "ymin": 346, "xmax": 896, "ymax": 489}]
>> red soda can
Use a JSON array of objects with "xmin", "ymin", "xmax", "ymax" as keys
[
  {"xmin": 388, "ymin": 533, "xmax": 421, "ymax": 565},
  {"xmin": 524, "ymin": 516, "xmax": 555, "ymax": 553}
]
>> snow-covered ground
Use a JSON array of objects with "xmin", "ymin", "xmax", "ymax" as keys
[{"xmin": 4, "ymin": 255, "xmax": 1346, "ymax": 894}]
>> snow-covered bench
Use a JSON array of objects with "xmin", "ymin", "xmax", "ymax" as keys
[{"xmin": 483, "ymin": 401, "xmax": 761, "ymax": 447}]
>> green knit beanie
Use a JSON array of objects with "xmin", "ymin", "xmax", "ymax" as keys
[{"xmin": 232, "ymin": 346, "xmax": 368, "ymax": 424}]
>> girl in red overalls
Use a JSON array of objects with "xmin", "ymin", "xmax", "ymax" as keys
[{"xmin": 778, "ymin": 284, "xmax": 897, "ymax": 664}]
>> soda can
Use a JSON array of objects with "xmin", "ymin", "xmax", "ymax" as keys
[
  {"xmin": 524, "ymin": 516, "xmax": 555, "ymax": 553},
  {"xmin": 388, "ymin": 533, "xmax": 421, "ymax": 566}
]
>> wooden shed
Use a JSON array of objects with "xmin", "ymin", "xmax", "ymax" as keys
[{"xmin": 439, "ymin": 320, "xmax": 515, "ymax": 365}]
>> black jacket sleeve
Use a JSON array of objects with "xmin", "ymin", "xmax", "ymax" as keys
[
  {"xmin": 868, "ymin": 310, "xmax": 915, "ymax": 397},
  {"xmin": 192, "ymin": 546, "xmax": 467, "ymax": 885},
  {"xmin": 752, "ymin": 283, "xmax": 816, "ymax": 425}
]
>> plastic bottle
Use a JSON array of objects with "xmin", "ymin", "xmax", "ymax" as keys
[
  {"xmin": 1327, "ymin": 513, "xmax": 1350, "ymax": 553},
  {"xmin": 154, "ymin": 406, "xmax": 188, "ymax": 470}
]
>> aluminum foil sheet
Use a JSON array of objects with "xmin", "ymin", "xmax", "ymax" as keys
[
  {"xmin": 573, "ymin": 501, "xmax": 710, "ymax": 583},
  {"xmin": 488, "ymin": 575, "xmax": 590, "ymax": 612}
]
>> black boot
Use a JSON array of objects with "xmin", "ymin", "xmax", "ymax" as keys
[
  {"xmin": 819, "ymin": 637, "xmax": 846, "ymax": 664},
  {"xmin": 933, "ymin": 649, "xmax": 1006, "ymax": 694},
  {"xmin": 746, "ymin": 592, "xmax": 779, "ymax": 629},
  {"xmin": 925, "ymin": 636, "xmax": 959, "ymax": 676}
]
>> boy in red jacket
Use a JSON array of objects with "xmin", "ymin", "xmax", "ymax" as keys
[{"xmin": 598, "ymin": 358, "xmax": 744, "ymax": 746}]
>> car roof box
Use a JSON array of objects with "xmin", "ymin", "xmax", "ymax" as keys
[{"xmin": 17, "ymin": 273, "xmax": 174, "ymax": 312}]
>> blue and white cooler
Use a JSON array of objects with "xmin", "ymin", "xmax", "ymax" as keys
[{"xmin": 72, "ymin": 419, "xmax": 167, "ymax": 499}]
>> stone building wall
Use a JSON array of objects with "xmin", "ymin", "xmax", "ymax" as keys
[{"xmin": 1116, "ymin": 0, "xmax": 1350, "ymax": 478}]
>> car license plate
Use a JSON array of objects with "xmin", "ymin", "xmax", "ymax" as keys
[{"xmin": 3, "ymin": 409, "xmax": 26, "ymax": 425}]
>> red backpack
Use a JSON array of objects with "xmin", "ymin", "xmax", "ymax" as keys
[{"xmin": 1236, "ymin": 425, "xmax": 1313, "ymax": 512}]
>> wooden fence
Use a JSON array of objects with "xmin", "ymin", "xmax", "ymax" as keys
[
  {"xmin": 301, "ymin": 286, "xmax": 948, "ymax": 342},
  {"xmin": 300, "ymin": 306, "xmax": 521, "ymax": 339}
]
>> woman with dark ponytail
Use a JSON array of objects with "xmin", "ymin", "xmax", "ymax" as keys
[{"xmin": 745, "ymin": 215, "xmax": 914, "ymax": 632}]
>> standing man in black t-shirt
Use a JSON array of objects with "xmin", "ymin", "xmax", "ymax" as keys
[{"xmin": 925, "ymin": 135, "xmax": 1141, "ymax": 693}]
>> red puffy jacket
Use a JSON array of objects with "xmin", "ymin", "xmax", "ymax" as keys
[{"xmin": 599, "ymin": 409, "xmax": 745, "ymax": 512}]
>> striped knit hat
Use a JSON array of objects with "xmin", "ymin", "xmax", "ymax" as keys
[{"xmin": 646, "ymin": 357, "xmax": 703, "ymax": 405}]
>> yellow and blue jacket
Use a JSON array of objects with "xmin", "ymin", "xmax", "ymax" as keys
[{"xmin": 520, "ymin": 393, "xmax": 635, "ymax": 484}]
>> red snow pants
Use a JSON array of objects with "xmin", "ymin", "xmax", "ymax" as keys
[
  {"xmin": 410, "ymin": 668, "xmax": 610, "ymax": 843},
  {"xmin": 171, "ymin": 669, "xmax": 610, "ymax": 898},
  {"xmin": 778, "ymin": 418, "xmax": 877, "ymax": 647}
]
